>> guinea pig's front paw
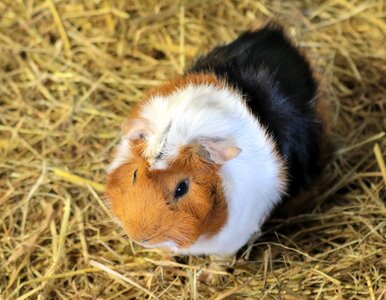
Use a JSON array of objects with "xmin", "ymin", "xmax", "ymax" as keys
[
  {"xmin": 198, "ymin": 269, "xmax": 224, "ymax": 285},
  {"xmin": 198, "ymin": 255, "xmax": 235, "ymax": 285}
]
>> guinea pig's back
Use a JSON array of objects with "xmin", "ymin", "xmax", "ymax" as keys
[{"xmin": 188, "ymin": 24, "xmax": 324, "ymax": 199}]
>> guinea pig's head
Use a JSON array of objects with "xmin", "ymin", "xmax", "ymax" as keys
[{"xmin": 106, "ymin": 135, "xmax": 241, "ymax": 252}]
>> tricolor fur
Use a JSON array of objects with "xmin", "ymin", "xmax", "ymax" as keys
[
  {"xmin": 105, "ymin": 24, "xmax": 326, "ymax": 256},
  {"xmin": 107, "ymin": 74, "xmax": 286, "ymax": 255}
]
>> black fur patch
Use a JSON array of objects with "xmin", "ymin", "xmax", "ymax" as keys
[{"xmin": 188, "ymin": 25, "xmax": 323, "ymax": 199}]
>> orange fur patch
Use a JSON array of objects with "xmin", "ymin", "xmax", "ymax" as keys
[
  {"xmin": 316, "ymin": 95, "xmax": 334, "ymax": 169},
  {"xmin": 105, "ymin": 141, "xmax": 228, "ymax": 250},
  {"xmin": 315, "ymin": 86, "xmax": 332, "ymax": 136},
  {"xmin": 268, "ymin": 138, "xmax": 288, "ymax": 195},
  {"xmin": 175, "ymin": 145, "xmax": 228, "ymax": 237},
  {"xmin": 146, "ymin": 73, "xmax": 225, "ymax": 98},
  {"xmin": 251, "ymin": 127, "xmax": 287, "ymax": 196},
  {"xmin": 249, "ymin": 20, "xmax": 282, "ymax": 33}
]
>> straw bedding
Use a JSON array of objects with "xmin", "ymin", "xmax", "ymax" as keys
[{"xmin": 0, "ymin": 0, "xmax": 385, "ymax": 299}]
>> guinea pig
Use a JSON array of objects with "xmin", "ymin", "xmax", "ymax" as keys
[{"xmin": 105, "ymin": 23, "xmax": 328, "ymax": 256}]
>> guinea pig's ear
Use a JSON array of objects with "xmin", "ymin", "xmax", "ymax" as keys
[
  {"xmin": 121, "ymin": 119, "xmax": 150, "ymax": 141},
  {"xmin": 196, "ymin": 137, "xmax": 241, "ymax": 165}
]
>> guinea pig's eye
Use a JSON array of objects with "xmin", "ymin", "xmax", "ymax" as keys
[
  {"xmin": 174, "ymin": 179, "xmax": 189, "ymax": 200},
  {"xmin": 133, "ymin": 169, "xmax": 138, "ymax": 184}
]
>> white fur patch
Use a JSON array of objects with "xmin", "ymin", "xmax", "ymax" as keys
[
  {"xmin": 108, "ymin": 81, "xmax": 286, "ymax": 255},
  {"xmin": 106, "ymin": 138, "xmax": 132, "ymax": 173}
]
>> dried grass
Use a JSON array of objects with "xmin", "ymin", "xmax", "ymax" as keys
[{"xmin": 0, "ymin": 0, "xmax": 385, "ymax": 299}]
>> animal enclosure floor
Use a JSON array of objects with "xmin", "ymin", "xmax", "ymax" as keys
[{"xmin": 0, "ymin": 1, "xmax": 385, "ymax": 299}]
